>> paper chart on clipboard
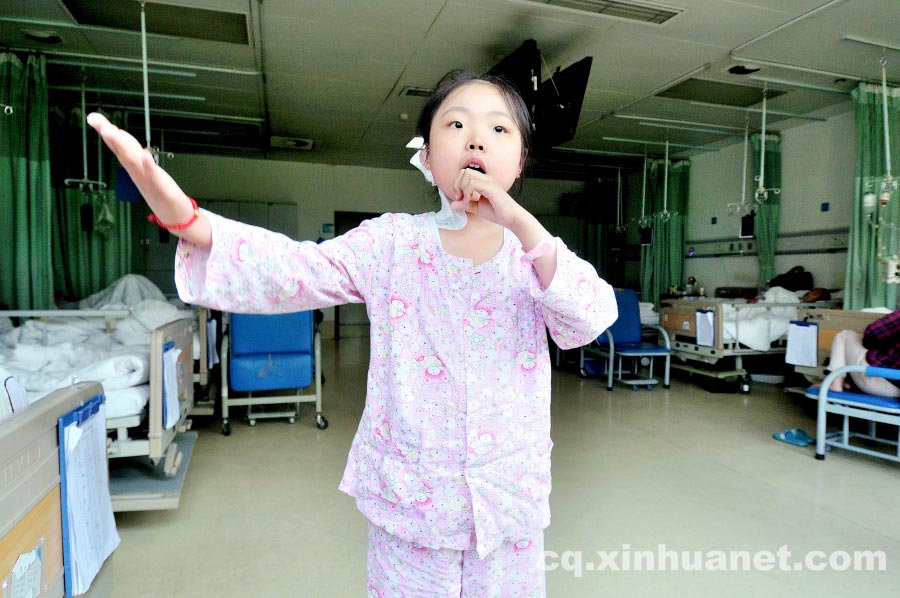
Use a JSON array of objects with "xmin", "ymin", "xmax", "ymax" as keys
[
  {"xmin": 163, "ymin": 345, "xmax": 182, "ymax": 430},
  {"xmin": 696, "ymin": 309, "xmax": 715, "ymax": 347},
  {"xmin": 786, "ymin": 320, "xmax": 818, "ymax": 367},
  {"xmin": 58, "ymin": 395, "xmax": 120, "ymax": 596}
]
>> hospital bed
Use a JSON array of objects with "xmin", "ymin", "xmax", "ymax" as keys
[
  {"xmin": 659, "ymin": 288, "xmax": 838, "ymax": 392},
  {"xmin": 0, "ymin": 382, "xmax": 103, "ymax": 598},
  {"xmin": 0, "ymin": 309, "xmax": 195, "ymax": 475},
  {"xmin": 68, "ymin": 273, "xmax": 214, "ymax": 394}
]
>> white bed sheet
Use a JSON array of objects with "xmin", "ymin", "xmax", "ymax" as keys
[
  {"xmin": 0, "ymin": 275, "xmax": 199, "ymax": 421},
  {"xmin": 720, "ymin": 287, "xmax": 799, "ymax": 351},
  {"xmin": 102, "ymin": 384, "xmax": 150, "ymax": 419}
]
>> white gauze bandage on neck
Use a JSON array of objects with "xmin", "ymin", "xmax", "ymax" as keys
[{"xmin": 410, "ymin": 150, "xmax": 467, "ymax": 230}]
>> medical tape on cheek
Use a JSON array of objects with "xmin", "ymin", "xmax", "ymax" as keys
[{"xmin": 410, "ymin": 150, "xmax": 467, "ymax": 231}]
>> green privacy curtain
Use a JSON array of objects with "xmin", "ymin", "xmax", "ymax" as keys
[
  {"xmin": 640, "ymin": 158, "xmax": 690, "ymax": 307},
  {"xmin": 846, "ymin": 82, "xmax": 900, "ymax": 310},
  {"xmin": 50, "ymin": 107, "xmax": 132, "ymax": 302},
  {"xmin": 0, "ymin": 53, "xmax": 53, "ymax": 310},
  {"xmin": 752, "ymin": 133, "xmax": 782, "ymax": 288}
]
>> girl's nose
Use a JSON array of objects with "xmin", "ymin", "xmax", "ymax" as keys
[{"xmin": 468, "ymin": 142, "xmax": 484, "ymax": 151}]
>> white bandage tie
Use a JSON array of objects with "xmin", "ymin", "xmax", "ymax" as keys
[{"xmin": 410, "ymin": 150, "xmax": 468, "ymax": 231}]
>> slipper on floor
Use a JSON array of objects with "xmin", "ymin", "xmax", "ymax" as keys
[
  {"xmin": 773, "ymin": 428, "xmax": 814, "ymax": 447},
  {"xmin": 790, "ymin": 428, "xmax": 815, "ymax": 445}
]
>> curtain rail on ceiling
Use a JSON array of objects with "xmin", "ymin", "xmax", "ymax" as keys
[
  {"xmin": 688, "ymin": 101, "xmax": 827, "ymax": 122},
  {"xmin": 5, "ymin": 46, "xmax": 260, "ymax": 76},
  {"xmin": 71, "ymin": 102, "xmax": 264, "ymax": 124},
  {"xmin": 615, "ymin": 113, "xmax": 745, "ymax": 131},
  {"xmin": 731, "ymin": 0, "xmax": 848, "ymax": 56},
  {"xmin": 48, "ymin": 59, "xmax": 196, "ymax": 78},
  {"xmin": 50, "ymin": 85, "xmax": 204, "ymax": 102}
]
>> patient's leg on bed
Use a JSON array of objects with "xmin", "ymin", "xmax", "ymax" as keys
[{"xmin": 829, "ymin": 330, "xmax": 900, "ymax": 397}]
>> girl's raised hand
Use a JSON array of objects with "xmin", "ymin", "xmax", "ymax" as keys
[{"xmin": 87, "ymin": 112, "xmax": 211, "ymax": 248}]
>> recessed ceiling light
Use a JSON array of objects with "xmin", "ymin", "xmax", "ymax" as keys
[{"xmin": 21, "ymin": 28, "xmax": 63, "ymax": 44}]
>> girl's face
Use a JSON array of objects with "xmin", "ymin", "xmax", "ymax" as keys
[{"xmin": 423, "ymin": 81, "xmax": 523, "ymax": 197}]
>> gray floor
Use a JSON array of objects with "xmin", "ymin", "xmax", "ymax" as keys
[{"xmin": 86, "ymin": 337, "xmax": 900, "ymax": 597}]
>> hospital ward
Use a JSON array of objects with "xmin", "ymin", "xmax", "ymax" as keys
[{"xmin": 3, "ymin": 0, "xmax": 900, "ymax": 596}]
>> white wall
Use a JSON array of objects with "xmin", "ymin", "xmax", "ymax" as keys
[{"xmin": 685, "ymin": 110, "xmax": 855, "ymax": 292}]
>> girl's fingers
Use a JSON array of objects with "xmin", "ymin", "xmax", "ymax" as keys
[
  {"xmin": 88, "ymin": 112, "xmax": 162, "ymax": 200},
  {"xmin": 88, "ymin": 112, "xmax": 146, "ymax": 177},
  {"xmin": 87, "ymin": 112, "xmax": 188, "ymax": 212}
]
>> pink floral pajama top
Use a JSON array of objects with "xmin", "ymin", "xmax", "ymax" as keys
[{"xmin": 175, "ymin": 210, "xmax": 616, "ymax": 557}]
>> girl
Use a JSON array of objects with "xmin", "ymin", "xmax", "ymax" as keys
[{"xmin": 88, "ymin": 70, "xmax": 616, "ymax": 598}]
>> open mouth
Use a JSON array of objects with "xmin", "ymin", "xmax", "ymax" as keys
[{"xmin": 466, "ymin": 164, "xmax": 485, "ymax": 174}]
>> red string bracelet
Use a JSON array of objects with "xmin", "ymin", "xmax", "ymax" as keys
[{"xmin": 147, "ymin": 197, "xmax": 200, "ymax": 231}]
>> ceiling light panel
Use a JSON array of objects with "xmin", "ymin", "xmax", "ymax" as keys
[
  {"xmin": 658, "ymin": 78, "xmax": 784, "ymax": 107},
  {"xmin": 518, "ymin": 0, "xmax": 681, "ymax": 24},
  {"xmin": 60, "ymin": 0, "xmax": 249, "ymax": 45}
]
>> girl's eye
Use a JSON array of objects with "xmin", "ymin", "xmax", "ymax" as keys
[
  {"xmin": 451, "ymin": 121, "xmax": 463, "ymax": 129},
  {"xmin": 493, "ymin": 125, "xmax": 506, "ymax": 133}
]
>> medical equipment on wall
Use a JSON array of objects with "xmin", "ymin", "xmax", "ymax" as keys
[
  {"xmin": 0, "ymin": 103, "xmax": 12, "ymax": 115},
  {"xmin": 753, "ymin": 85, "xmax": 781, "ymax": 204}
]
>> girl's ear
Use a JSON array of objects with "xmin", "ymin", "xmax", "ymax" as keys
[{"xmin": 421, "ymin": 147, "xmax": 430, "ymax": 169}]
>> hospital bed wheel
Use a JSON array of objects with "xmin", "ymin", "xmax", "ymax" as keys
[
  {"xmin": 222, "ymin": 421, "xmax": 231, "ymax": 436},
  {"xmin": 249, "ymin": 419, "xmax": 257, "ymax": 426},
  {"xmin": 316, "ymin": 414, "xmax": 329, "ymax": 430},
  {"xmin": 288, "ymin": 417, "xmax": 296, "ymax": 424},
  {"xmin": 578, "ymin": 368, "xmax": 588, "ymax": 378},
  {"xmin": 740, "ymin": 375, "xmax": 751, "ymax": 394}
]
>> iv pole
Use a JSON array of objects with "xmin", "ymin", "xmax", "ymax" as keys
[
  {"xmin": 875, "ymin": 54, "xmax": 900, "ymax": 283},
  {"xmin": 754, "ymin": 84, "xmax": 781, "ymax": 204},
  {"xmin": 63, "ymin": 76, "xmax": 107, "ymax": 191}
]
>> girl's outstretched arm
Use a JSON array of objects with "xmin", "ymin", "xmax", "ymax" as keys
[{"xmin": 87, "ymin": 112, "xmax": 212, "ymax": 250}]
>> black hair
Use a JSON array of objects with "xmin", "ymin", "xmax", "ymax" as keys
[{"xmin": 416, "ymin": 70, "xmax": 532, "ymax": 181}]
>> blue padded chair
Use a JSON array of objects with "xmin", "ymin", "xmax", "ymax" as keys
[
  {"xmin": 581, "ymin": 288, "xmax": 671, "ymax": 391},
  {"xmin": 806, "ymin": 365, "xmax": 900, "ymax": 463},
  {"xmin": 220, "ymin": 311, "xmax": 326, "ymax": 436}
]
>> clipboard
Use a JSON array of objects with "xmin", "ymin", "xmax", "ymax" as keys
[
  {"xmin": 696, "ymin": 309, "xmax": 715, "ymax": 347},
  {"xmin": 162, "ymin": 340, "xmax": 182, "ymax": 430},
  {"xmin": 786, "ymin": 320, "xmax": 819, "ymax": 367},
  {"xmin": 57, "ymin": 394, "xmax": 120, "ymax": 597}
]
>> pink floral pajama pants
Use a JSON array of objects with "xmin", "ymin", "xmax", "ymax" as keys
[{"xmin": 366, "ymin": 524, "xmax": 546, "ymax": 598}]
